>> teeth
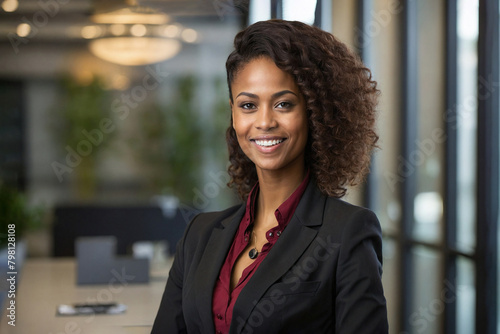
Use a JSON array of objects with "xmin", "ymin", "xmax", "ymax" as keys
[{"xmin": 255, "ymin": 139, "xmax": 284, "ymax": 147}]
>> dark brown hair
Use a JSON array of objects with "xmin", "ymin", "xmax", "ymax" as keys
[{"xmin": 226, "ymin": 19, "xmax": 379, "ymax": 200}]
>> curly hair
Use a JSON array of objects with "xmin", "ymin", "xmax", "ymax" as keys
[{"xmin": 225, "ymin": 19, "xmax": 379, "ymax": 200}]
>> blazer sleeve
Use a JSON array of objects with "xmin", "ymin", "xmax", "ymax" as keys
[
  {"xmin": 151, "ymin": 215, "xmax": 197, "ymax": 334},
  {"xmin": 335, "ymin": 209, "xmax": 388, "ymax": 334}
]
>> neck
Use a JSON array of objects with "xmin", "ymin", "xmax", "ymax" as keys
[{"xmin": 253, "ymin": 163, "xmax": 306, "ymax": 230}]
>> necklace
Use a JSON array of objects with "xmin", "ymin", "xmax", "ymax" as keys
[{"xmin": 248, "ymin": 231, "xmax": 259, "ymax": 259}]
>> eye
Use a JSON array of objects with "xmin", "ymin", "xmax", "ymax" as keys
[
  {"xmin": 240, "ymin": 102, "xmax": 256, "ymax": 110},
  {"xmin": 276, "ymin": 101, "xmax": 293, "ymax": 109}
]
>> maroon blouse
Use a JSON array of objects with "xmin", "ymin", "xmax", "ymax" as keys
[{"xmin": 211, "ymin": 172, "xmax": 310, "ymax": 334}]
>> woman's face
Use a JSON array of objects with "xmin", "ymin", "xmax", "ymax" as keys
[{"xmin": 230, "ymin": 56, "xmax": 308, "ymax": 175}]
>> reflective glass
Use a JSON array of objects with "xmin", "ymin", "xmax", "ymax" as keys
[
  {"xmin": 455, "ymin": 0, "xmax": 478, "ymax": 254},
  {"xmin": 248, "ymin": 0, "xmax": 271, "ymax": 24},
  {"xmin": 282, "ymin": 0, "xmax": 317, "ymax": 25},
  {"xmin": 409, "ymin": 247, "xmax": 444, "ymax": 334},
  {"xmin": 497, "ymin": 3, "xmax": 500, "ymax": 331},
  {"xmin": 381, "ymin": 238, "xmax": 399, "ymax": 332},
  {"xmin": 456, "ymin": 256, "xmax": 475, "ymax": 334},
  {"xmin": 371, "ymin": 0, "xmax": 403, "ymax": 235},
  {"xmin": 412, "ymin": 0, "xmax": 446, "ymax": 243}
]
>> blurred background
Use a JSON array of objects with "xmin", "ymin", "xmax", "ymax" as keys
[{"xmin": 0, "ymin": 0, "xmax": 498, "ymax": 333}]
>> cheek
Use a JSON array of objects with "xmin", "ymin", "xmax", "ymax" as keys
[
  {"xmin": 293, "ymin": 119, "xmax": 309, "ymax": 151},
  {"xmin": 286, "ymin": 117, "xmax": 308, "ymax": 140},
  {"xmin": 232, "ymin": 116, "xmax": 249, "ymax": 138},
  {"xmin": 232, "ymin": 125, "xmax": 248, "ymax": 150}
]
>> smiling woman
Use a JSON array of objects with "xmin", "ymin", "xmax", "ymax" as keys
[
  {"xmin": 152, "ymin": 19, "xmax": 388, "ymax": 334},
  {"xmin": 225, "ymin": 22, "xmax": 379, "ymax": 201},
  {"xmin": 230, "ymin": 57, "xmax": 308, "ymax": 180}
]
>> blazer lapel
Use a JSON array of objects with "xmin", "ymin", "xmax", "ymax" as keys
[
  {"xmin": 231, "ymin": 182, "xmax": 326, "ymax": 332},
  {"xmin": 195, "ymin": 204, "xmax": 245, "ymax": 332}
]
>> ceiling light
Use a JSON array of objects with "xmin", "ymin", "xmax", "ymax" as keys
[
  {"xmin": 81, "ymin": 25, "xmax": 102, "ymax": 39},
  {"xmin": 181, "ymin": 29, "xmax": 198, "ymax": 43},
  {"xmin": 110, "ymin": 24, "xmax": 126, "ymax": 36},
  {"xmin": 2, "ymin": 0, "xmax": 18, "ymax": 12},
  {"xmin": 91, "ymin": 7, "xmax": 169, "ymax": 25},
  {"xmin": 85, "ymin": 6, "xmax": 195, "ymax": 66},
  {"xmin": 16, "ymin": 23, "xmax": 31, "ymax": 37},
  {"xmin": 89, "ymin": 37, "xmax": 181, "ymax": 66},
  {"xmin": 161, "ymin": 25, "xmax": 180, "ymax": 38},
  {"xmin": 130, "ymin": 24, "xmax": 147, "ymax": 37}
]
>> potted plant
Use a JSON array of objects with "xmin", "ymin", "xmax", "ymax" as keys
[
  {"xmin": 52, "ymin": 76, "xmax": 113, "ymax": 199},
  {"xmin": 133, "ymin": 76, "xmax": 200, "ymax": 201},
  {"xmin": 132, "ymin": 75, "xmax": 230, "ymax": 204},
  {"xmin": 0, "ymin": 183, "xmax": 44, "ymax": 311},
  {"xmin": 0, "ymin": 184, "xmax": 43, "ymax": 251}
]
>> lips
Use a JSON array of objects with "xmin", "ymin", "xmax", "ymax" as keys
[{"xmin": 254, "ymin": 139, "xmax": 285, "ymax": 147}]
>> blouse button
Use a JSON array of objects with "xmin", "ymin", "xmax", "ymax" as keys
[
  {"xmin": 217, "ymin": 331, "xmax": 223, "ymax": 334},
  {"xmin": 268, "ymin": 232, "xmax": 273, "ymax": 237},
  {"xmin": 277, "ymin": 231, "xmax": 281, "ymax": 237},
  {"xmin": 217, "ymin": 313, "xmax": 223, "ymax": 320}
]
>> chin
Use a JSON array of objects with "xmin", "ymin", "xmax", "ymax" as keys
[{"xmin": 255, "ymin": 162, "xmax": 290, "ymax": 173}]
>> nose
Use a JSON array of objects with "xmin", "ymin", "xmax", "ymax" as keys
[{"xmin": 255, "ymin": 106, "xmax": 277, "ymax": 130}]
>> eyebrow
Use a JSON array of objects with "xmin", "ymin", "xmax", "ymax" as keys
[{"xmin": 235, "ymin": 90, "xmax": 298, "ymax": 99}]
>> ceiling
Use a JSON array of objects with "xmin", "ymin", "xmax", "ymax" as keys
[
  {"xmin": 0, "ymin": 0, "xmax": 247, "ymax": 41},
  {"xmin": 0, "ymin": 0, "xmax": 247, "ymax": 79}
]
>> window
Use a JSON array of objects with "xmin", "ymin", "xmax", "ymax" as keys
[
  {"xmin": 354, "ymin": 0, "xmax": 499, "ymax": 332},
  {"xmin": 249, "ymin": 0, "xmax": 329, "ymax": 30}
]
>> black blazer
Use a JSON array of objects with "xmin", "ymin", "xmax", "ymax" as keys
[{"xmin": 151, "ymin": 181, "xmax": 388, "ymax": 333}]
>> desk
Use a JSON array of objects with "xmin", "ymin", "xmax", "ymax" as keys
[{"xmin": 0, "ymin": 258, "xmax": 170, "ymax": 334}]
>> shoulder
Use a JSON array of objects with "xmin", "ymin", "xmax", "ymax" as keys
[
  {"xmin": 319, "ymin": 196, "xmax": 384, "ymax": 276},
  {"xmin": 321, "ymin": 196, "xmax": 382, "ymax": 241},
  {"xmin": 184, "ymin": 204, "xmax": 243, "ymax": 238},
  {"xmin": 175, "ymin": 204, "xmax": 244, "ymax": 262},
  {"xmin": 324, "ymin": 197, "xmax": 378, "ymax": 223},
  {"xmin": 299, "ymin": 182, "xmax": 380, "ymax": 234},
  {"xmin": 190, "ymin": 203, "xmax": 243, "ymax": 226}
]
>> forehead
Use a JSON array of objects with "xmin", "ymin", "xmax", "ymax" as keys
[{"xmin": 232, "ymin": 57, "xmax": 299, "ymax": 93}]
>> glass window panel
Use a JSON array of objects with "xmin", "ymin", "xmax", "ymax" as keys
[
  {"xmin": 412, "ymin": 0, "xmax": 446, "ymax": 243},
  {"xmin": 456, "ymin": 256, "xmax": 475, "ymax": 334},
  {"xmin": 456, "ymin": 0, "xmax": 478, "ymax": 254},
  {"xmin": 282, "ymin": 0, "xmax": 317, "ymax": 25},
  {"xmin": 371, "ymin": 0, "xmax": 403, "ymax": 235},
  {"xmin": 381, "ymin": 238, "xmax": 399, "ymax": 332},
  {"xmin": 409, "ymin": 247, "xmax": 444, "ymax": 334},
  {"xmin": 249, "ymin": 0, "xmax": 271, "ymax": 24},
  {"xmin": 331, "ymin": 0, "xmax": 357, "ymax": 49},
  {"xmin": 498, "ymin": 4, "xmax": 500, "ymax": 330}
]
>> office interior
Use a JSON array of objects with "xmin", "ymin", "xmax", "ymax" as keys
[{"xmin": 0, "ymin": 0, "xmax": 498, "ymax": 333}]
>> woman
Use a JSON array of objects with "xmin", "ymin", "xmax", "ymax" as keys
[{"xmin": 152, "ymin": 19, "xmax": 388, "ymax": 333}]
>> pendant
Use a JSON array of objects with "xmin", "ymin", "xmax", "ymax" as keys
[{"xmin": 248, "ymin": 248, "xmax": 259, "ymax": 259}]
